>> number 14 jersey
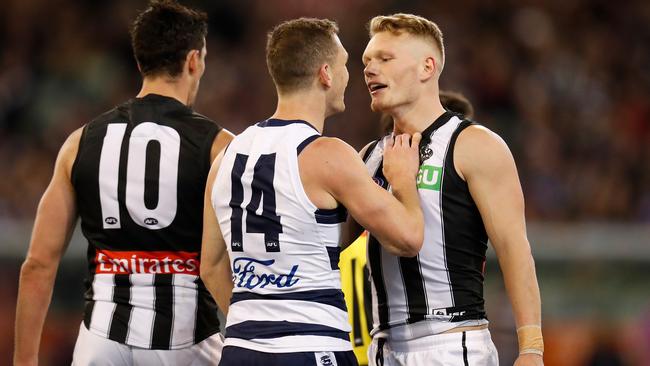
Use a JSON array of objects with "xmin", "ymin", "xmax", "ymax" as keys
[{"xmin": 212, "ymin": 119, "xmax": 352, "ymax": 353}]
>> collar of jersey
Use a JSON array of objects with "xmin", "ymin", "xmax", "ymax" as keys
[
  {"xmin": 257, "ymin": 118, "xmax": 319, "ymax": 133},
  {"xmin": 130, "ymin": 93, "xmax": 191, "ymax": 112},
  {"xmin": 416, "ymin": 110, "xmax": 456, "ymax": 162},
  {"xmin": 133, "ymin": 93, "xmax": 185, "ymax": 106},
  {"xmin": 420, "ymin": 110, "xmax": 456, "ymax": 140}
]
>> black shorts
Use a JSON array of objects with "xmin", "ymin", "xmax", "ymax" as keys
[{"xmin": 219, "ymin": 346, "xmax": 359, "ymax": 366}]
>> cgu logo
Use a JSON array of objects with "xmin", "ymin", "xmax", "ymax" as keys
[
  {"xmin": 417, "ymin": 165, "xmax": 442, "ymax": 191},
  {"xmin": 232, "ymin": 257, "xmax": 299, "ymax": 290}
]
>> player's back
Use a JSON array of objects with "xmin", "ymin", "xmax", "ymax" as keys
[
  {"xmin": 212, "ymin": 118, "xmax": 352, "ymax": 353},
  {"xmin": 72, "ymin": 93, "xmax": 221, "ymax": 349}
]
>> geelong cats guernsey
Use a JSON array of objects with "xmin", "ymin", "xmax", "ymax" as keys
[
  {"xmin": 364, "ymin": 111, "xmax": 489, "ymax": 340},
  {"xmin": 71, "ymin": 94, "xmax": 222, "ymax": 349},
  {"xmin": 212, "ymin": 119, "xmax": 352, "ymax": 353}
]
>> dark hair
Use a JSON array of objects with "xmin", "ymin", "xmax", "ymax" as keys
[
  {"xmin": 439, "ymin": 90, "xmax": 474, "ymax": 119},
  {"xmin": 130, "ymin": 0, "xmax": 208, "ymax": 78},
  {"xmin": 266, "ymin": 18, "xmax": 339, "ymax": 94},
  {"xmin": 380, "ymin": 90, "xmax": 474, "ymax": 134}
]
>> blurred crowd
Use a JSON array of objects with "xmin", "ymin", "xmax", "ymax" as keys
[
  {"xmin": 1, "ymin": 2, "xmax": 649, "ymax": 365},
  {"xmin": 0, "ymin": 0, "xmax": 648, "ymax": 222}
]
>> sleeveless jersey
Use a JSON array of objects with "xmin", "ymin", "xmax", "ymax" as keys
[
  {"xmin": 71, "ymin": 94, "xmax": 222, "ymax": 350},
  {"xmin": 211, "ymin": 118, "xmax": 352, "ymax": 353},
  {"xmin": 364, "ymin": 111, "xmax": 489, "ymax": 340}
]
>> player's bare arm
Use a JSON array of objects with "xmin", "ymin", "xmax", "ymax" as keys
[
  {"xmin": 14, "ymin": 127, "xmax": 82, "ymax": 366},
  {"xmin": 300, "ymin": 135, "xmax": 424, "ymax": 257},
  {"xmin": 210, "ymin": 129, "xmax": 235, "ymax": 162},
  {"xmin": 200, "ymin": 128, "xmax": 234, "ymax": 312},
  {"xmin": 455, "ymin": 125, "xmax": 544, "ymax": 365},
  {"xmin": 200, "ymin": 151, "xmax": 234, "ymax": 315},
  {"xmin": 339, "ymin": 141, "xmax": 377, "ymax": 247}
]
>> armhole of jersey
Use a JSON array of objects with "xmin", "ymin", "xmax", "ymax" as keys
[
  {"xmin": 70, "ymin": 123, "xmax": 89, "ymax": 187},
  {"xmin": 222, "ymin": 141, "xmax": 231, "ymax": 156},
  {"xmin": 296, "ymin": 134, "xmax": 321, "ymax": 155},
  {"xmin": 361, "ymin": 139, "xmax": 379, "ymax": 163},
  {"xmin": 445, "ymin": 120, "xmax": 476, "ymax": 188},
  {"xmin": 291, "ymin": 133, "xmax": 322, "ymax": 214},
  {"xmin": 203, "ymin": 124, "xmax": 222, "ymax": 172}
]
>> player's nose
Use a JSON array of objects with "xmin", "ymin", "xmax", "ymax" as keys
[{"xmin": 364, "ymin": 62, "xmax": 377, "ymax": 78}]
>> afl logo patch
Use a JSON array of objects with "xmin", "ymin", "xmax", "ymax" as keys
[
  {"xmin": 372, "ymin": 177, "xmax": 385, "ymax": 187},
  {"xmin": 105, "ymin": 217, "xmax": 118, "ymax": 225},
  {"xmin": 144, "ymin": 217, "xmax": 159, "ymax": 225}
]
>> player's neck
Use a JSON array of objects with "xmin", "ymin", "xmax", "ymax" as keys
[
  {"xmin": 137, "ymin": 76, "xmax": 191, "ymax": 106},
  {"xmin": 391, "ymin": 94, "xmax": 446, "ymax": 135},
  {"xmin": 271, "ymin": 90, "xmax": 326, "ymax": 133}
]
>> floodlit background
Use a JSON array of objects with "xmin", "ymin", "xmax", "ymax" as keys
[{"xmin": 1, "ymin": 0, "xmax": 649, "ymax": 365}]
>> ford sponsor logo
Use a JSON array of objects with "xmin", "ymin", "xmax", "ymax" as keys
[{"xmin": 232, "ymin": 257, "xmax": 299, "ymax": 289}]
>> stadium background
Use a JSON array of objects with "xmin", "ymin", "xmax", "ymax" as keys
[{"xmin": 1, "ymin": 0, "xmax": 649, "ymax": 364}]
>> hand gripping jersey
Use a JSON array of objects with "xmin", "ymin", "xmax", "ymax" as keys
[
  {"xmin": 363, "ymin": 111, "xmax": 489, "ymax": 341},
  {"xmin": 211, "ymin": 119, "xmax": 352, "ymax": 353},
  {"xmin": 71, "ymin": 94, "xmax": 222, "ymax": 350}
]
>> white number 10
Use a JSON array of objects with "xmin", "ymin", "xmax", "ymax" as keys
[{"xmin": 98, "ymin": 122, "xmax": 180, "ymax": 230}]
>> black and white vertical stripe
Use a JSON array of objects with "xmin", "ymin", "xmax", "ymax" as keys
[
  {"xmin": 364, "ymin": 113, "xmax": 489, "ymax": 336},
  {"xmin": 83, "ymin": 273, "xmax": 219, "ymax": 350}
]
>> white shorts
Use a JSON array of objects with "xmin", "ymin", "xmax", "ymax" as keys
[
  {"xmin": 72, "ymin": 323, "xmax": 224, "ymax": 366},
  {"xmin": 368, "ymin": 329, "xmax": 498, "ymax": 366}
]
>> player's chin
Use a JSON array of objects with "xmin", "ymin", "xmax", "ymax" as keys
[
  {"xmin": 370, "ymin": 98, "xmax": 387, "ymax": 112},
  {"xmin": 333, "ymin": 101, "xmax": 346, "ymax": 114}
]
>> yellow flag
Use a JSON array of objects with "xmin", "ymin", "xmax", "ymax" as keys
[{"xmin": 339, "ymin": 232, "xmax": 372, "ymax": 365}]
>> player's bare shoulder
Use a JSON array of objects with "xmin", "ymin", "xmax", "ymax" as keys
[
  {"xmin": 298, "ymin": 136, "xmax": 367, "ymax": 191},
  {"xmin": 454, "ymin": 124, "xmax": 515, "ymax": 181},
  {"xmin": 58, "ymin": 126, "xmax": 85, "ymax": 177},
  {"xmin": 300, "ymin": 136, "xmax": 360, "ymax": 167}
]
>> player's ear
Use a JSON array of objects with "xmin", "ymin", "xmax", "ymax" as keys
[
  {"xmin": 186, "ymin": 49, "xmax": 200, "ymax": 75},
  {"xmin": 318, "ymin": 63, "xmax": 333, "ymax": 88},
  {"xmin": 420, "ymin": 56, "xmax": 437, "ymax": 82}
]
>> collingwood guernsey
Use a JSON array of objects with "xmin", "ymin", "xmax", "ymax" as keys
[
  {"xmin": 72, "ymin": 94, "xmax": 221, "ymax": 350},
  {"xmin": 364, "ymin": 111, "xmax": 489, "ymax": 340},
  {"xmin": 212, "ymin": 119, "xmax": 352, "ymax": 353}
]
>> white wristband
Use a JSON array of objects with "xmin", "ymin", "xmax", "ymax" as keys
[{"xmin": 520, "ymin": 348, "xmax": 544, "ymax": 356}]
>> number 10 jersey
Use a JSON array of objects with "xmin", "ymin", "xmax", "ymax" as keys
[
  {"xmin": 212, "ymin": 118, "xmax": 352, "ymax": 353},
  {"xmin": 72, "ymin": 94, "xmax": 222, "ymax": 350}
]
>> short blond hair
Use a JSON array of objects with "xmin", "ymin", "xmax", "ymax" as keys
[{"xmin": 369, "ymin": 13, "xmax": 445, "ymax": 72}]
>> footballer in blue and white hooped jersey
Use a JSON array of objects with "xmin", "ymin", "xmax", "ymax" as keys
[{"xmin": 211, "ymin": 118, "xmax": 352, "ymax": 354}]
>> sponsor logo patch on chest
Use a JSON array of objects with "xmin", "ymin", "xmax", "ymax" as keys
[
  {"xmin": 417, "ymin": 165, "xmax": 442, "ymax": 191},
  {"xmin": 232, "ymin": 257, "xmax": 300, "ymax": 289},
  {"xmin": 94, "ymin": 250, "xmax": 199, "ymax": 275}
]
